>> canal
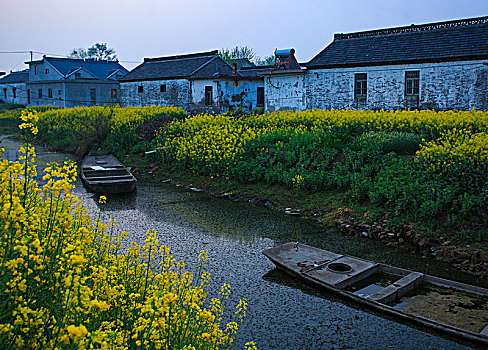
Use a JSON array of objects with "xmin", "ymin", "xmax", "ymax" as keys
[{"xmin": 1, "ymin": 135, "xmax": 483, "ymax": 349}]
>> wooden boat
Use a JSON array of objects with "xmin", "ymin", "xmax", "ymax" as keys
[
  {"xmin": 81, "ymin": 155, "xmax": 136, "ymax": 194},
  {"xmin": 263, "ymin": 242, "xmax": 488, "ymax": 345}
]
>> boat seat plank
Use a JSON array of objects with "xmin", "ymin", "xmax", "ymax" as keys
[
  {"xmin": 367, "ymin": 272, "xmax": 424, "ymax": 304},
  {"xmin": 89, "ymin": 179, "xmax": 136, "ymax": 185},
  {"xmin": 263, "ymin": 243, "xmax": 342, "ymax": 274},
  {"xmin": 84, "ymin": 175, "xmax": 134, "ymax": 181},
  {"xmin": 304, "ymin": 256, "xmax": 379, "ymax": 290}
]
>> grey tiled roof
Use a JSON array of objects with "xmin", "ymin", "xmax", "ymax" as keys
[
  {"xmin": 120, "ymin": 50, "xmax": 232, "ymax": 81},
  {"xmin": 0, "ymin": 70, "xmax": 29, "ymax": 84},
  {"xmin": 307, "ymin": 16, "xmax": 488, "ymax": 69},
  {"xmin": 238, "ymin": 66, "xmax": 273, "ymax": 77},
  {"xmin": 41, "ymin": 57, "xmax": 128, "ymax": 79}
]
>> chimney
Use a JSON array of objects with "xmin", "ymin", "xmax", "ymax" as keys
[{"xmin": 232, "ymin": 62, "xmax": 237, "ymax": 75}]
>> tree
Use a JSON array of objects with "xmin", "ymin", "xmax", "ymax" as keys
[
  {"xmin": 69, "ymin": 43, "xmax": 117, "ymax": 61},
  {"xmin": 69, "ymin": 48, "xmax": 89, "ymax": 59},
  {"xmin": 219, "ymin": 46, "xmax": 274, "ymax": 66},
  {"xmin": 254, "ymin": 55, "xmax": 275, "ymax": 66},
  {"xmin": 219, "ymin": 46, "xmax": 255, "ymax": 65}
]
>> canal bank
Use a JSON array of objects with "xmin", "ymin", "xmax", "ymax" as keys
[{"xmin": 0, "ymin": 134, "xmax": 484, "ymax": 349}]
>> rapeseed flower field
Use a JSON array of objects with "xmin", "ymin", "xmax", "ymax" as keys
[
  {"xmin": 156, "ymin": 109, "xmax": 488, "ymax": 229},
  {"xmin": 0, "ymin": 111, "xmax": 252, "ymax": 349}
]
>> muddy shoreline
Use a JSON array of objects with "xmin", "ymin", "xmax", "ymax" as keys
[{"xmin": 133, "ymin": 168, "xmax": 488, "ymax": 279}]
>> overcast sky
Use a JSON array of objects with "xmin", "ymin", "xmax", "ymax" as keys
[{"xmin": 0, "ymin": 0, "xmax": 487, "ymax": 73}]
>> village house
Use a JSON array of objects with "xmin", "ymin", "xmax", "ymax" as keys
[
  {"xmin": 0, "ymin": 69, "xmax": 29, "ymax": 105},
  {"xmin": 120, "ymin": 50, "xmax": 268, "ymax": 114},
  {"xmin": 26, "ymin": 56, "xmax": 128, "ymax": 108},
  {"xmin": 265, "ymin": 16, "xmax": 488, "ymax": 112}
]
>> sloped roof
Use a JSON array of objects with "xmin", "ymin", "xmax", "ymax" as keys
[
  {"xmin": 28, "ymin": 57, "xmax": 128, "ymax": 80},
  {"xmin": 233, "ymin": 58, "xmax": 255, "ymax": 69},
  {"xmin": 238, "ymin": 65, "xmax": 273, "ymax": 77},
  {"xmin": 0, "ymin": 70, "xmax": 29, "ymax": 84},
  {"xmin": 120, "ymin": 50, "xmax": 233, "ymax": 81},
  {"xmin": 307, "ymin": 16, "xmax": 488, "ymax": 69}
]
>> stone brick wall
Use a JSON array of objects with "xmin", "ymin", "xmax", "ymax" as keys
[
  {"xmin": 264, "ymin": 72, "xmax": 307, "ymax": 112},
  {"xmin": 307, "ymin": 60, "xmax": 488, "ymax": 111},
  {"xmin": 120, "ymin": 79, "xmax": 190, "ymax": 109}
]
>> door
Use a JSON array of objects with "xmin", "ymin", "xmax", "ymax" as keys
[
  {"xmin": 90, "ymin": 89, "xmax": 97, "ymax": 105},
  {"xmin": 257, "ymin": 87, "xmax": 264, "ymax": 107}
]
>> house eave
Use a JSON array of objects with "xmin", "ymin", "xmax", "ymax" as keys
[
  {"xmin": 261, "ymin": 68, "xmax": 307, "ymax": 76},
  {"xmin": 119, "ymin": 76, "xmax": 190, "ymax": 83},
  {"xmin": 27, "ymin": 79, "xmax": 115, "ymax": 84},
  {"xmin": 189, "ymin": 75, "xmax": 263, "ymax": 81}
]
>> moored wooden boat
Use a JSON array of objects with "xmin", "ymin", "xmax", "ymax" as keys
[
  {"xmin": 81, "ymin": 155, "xmax": 137, "ymax": 194},
  {"xmin": 263, "ymin": 242, "xmax": 488, "ymax": 345}
]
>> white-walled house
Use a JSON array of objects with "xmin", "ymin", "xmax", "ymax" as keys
[
  {"xmin": 120, "ymin": 50, "xmax": 268, "ymax": 114},
  {"xmin": 265, "ymin": 16, "xmax": 488, "ymax": 112}
]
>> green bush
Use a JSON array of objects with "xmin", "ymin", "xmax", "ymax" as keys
[{"xmin": 351, "ymin": 131, "xmax": 422, "ymax": 155}]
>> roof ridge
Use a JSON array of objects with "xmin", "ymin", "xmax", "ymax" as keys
[
  {"xmin": 334, "ymin": 16, "xmax": 488, "ymax": 40},
  {"xmin": 143, "ymin": 50, "xmax": 219, "ymax": 63},
  {"xmin": 188, "ymin": 55, "xmax": 221, "ymax": 77}
]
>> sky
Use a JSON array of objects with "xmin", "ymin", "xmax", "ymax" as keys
[{"xmin": 0, "ymin": 0, "xmax": 487, "ymax": 73}]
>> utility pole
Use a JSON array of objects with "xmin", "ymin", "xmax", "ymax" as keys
[{"xmin": 30, "ymin": 51, "xmax": 33, "ymax": 62}]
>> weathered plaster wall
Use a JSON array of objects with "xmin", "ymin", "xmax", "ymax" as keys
[
  {"xmin": 0, "ymin": 82, "xmax": 28, "ymax": 105},
  {"xmin": 219, "ymin": 79, "xmax": 264, "ymax": 112},
  {"xmin": 189, "ymin": 80, "xmax": 219, "ymax": 114},
  {"xmin": 307, "ymin": 60, "xmax": 488, "ymax": 111},
  {"xmin": 120, "ymin": 79, "xmax": 190, "ymax": 109},
  {"xmin": 264, "ymin": 72, "xmax": 307, "ymax": 112},
  {"xmin": 190, "ymin": 79, "xmax": 264, "ymax": 113}
]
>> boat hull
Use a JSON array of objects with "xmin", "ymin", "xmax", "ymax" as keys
[
  {"xmin": 81, "ymin": 155, "xmax": 137, "ymax": 194},
  {"xmin": 263, "ymin": 242, "xmax": 488, "ymax": 345}
]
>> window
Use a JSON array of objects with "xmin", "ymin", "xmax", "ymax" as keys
[
  {"xmin": 38, "ymin": 89, "xmax": 43, "ymax": 98},
  {"xmin": 34, "ymin": 65, "xmax": 38, "ymax": 75},
  {"xmin": 354, "ymin": 73, "xmax": 367, "ymax": 100},
  {"xmin": 257, "ymin": 87, "xmax": 264, "ymax": 107},
  {"xmin": 160, "ymin": 84, "xmax": 166, "ymax": 93},
  {"xmin": 405, "ymin": 71, "xmax": 420, "ymax": 96},
  {"xmin": 205, "ymin": 86, "xmax": 213, "ymax": 106},
  {"xmin": 3, "ymin": 88, "xmax": 6, "ymax": 98},
  {"xmin": 27, "ymin": 89, "xmax": 30, "ymax": 104},
  {"xmin": 58, "ymin": 90, "xmax": 61, "ymax": 95},
  {"xmin": 12, "ymin": 87, "xmax": 16, "ymax": 99},
  {"xmin": 75, "ymin": 72, "xmax": 81, "ymax": 79},
  {"xmin": 48, "ymin": 89, "xmax": 53, "ymax": 98},
  {"xmin": 45, "ymin": 68, "xmax": 49, "ymax": 74},
  {"xmin": 138, "ymin": 85, "xmax": 144, "ymax": 93},
  {"xmin": 90, "ymin": 89, "xmax": 97, "ymax": 105},
  {"xmin": 111, "ymin": 89, "xmax": 118, "ymax": 99}
]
